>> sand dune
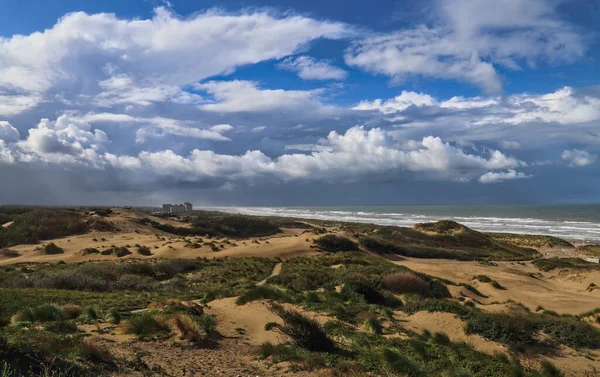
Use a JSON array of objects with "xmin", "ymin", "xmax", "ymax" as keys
[{"xmin": 393, "ymin": 258, "xmax": 600, "ymax": 315}]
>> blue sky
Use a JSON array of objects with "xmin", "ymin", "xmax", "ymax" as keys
[{"xmin": 0, "ymin": 0, "xmax": 599, "ymax": 206}]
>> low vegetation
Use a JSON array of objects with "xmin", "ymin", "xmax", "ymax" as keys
[
  {"xmin": 142, "ymin": 211, "xmax": 282, "ymax": 239},
  {"xmin": 532, "ymin": 257, "xmax": 600, "ymax": 271},
  {"xmin": 0, "ymin": 209, "xmax": 89, "ymax": 248},
  {"xmin": 488, "ymin": 233, "xmax": 573, "ymax": 248},
  {"xmin": 576, "ymin": 244, "xmax": 600, "ymax": 256},
  {"xmin": 358, "ymin": 221, "xmax": 539, "ymax": 261},
  {"xmin": 314, "ymin": 234, "xmax": 359, "ymax": 252},
  {"xmin": 0, "ymin": 208, "xmax": 597, "ymax": 376}
]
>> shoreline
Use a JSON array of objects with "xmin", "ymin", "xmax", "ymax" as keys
[{"xmin": 198, "ymin": 206, "xmax": 600, "ymax": 244}]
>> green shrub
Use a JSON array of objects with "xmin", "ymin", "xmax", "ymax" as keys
[
  {"xmin": 341, "ymin": 277, "xmax": 386, "ymax": 305},
  {"xmin": 268, "ymin": 303, "xmax": 335, "ymax": 352},
  {"xmin": 235, "ymin": 285, "xmax": 291, "ymax": 305},
  {"xmin": 118, "ymin": 313, "xmax": 169, "ymax": 339},
  {"xmin": 314, "ymin": 235, "xmax": 359, "ymax": 252},
  {"xmin": 198, "ymin": 314, "xmax": 216, "ymax": 333},
  {"xmin": 105, "ymin": 309, "xmax": 121, "ymax": 324},
  {"xmin": 81, "ymin": 248, "xmax": 100, "ymax": 255},
  {"xmin": 136, "ymin": 246, "xmax": 152, "ymax": 256},
  {"xmin": 363, "ymin": 317, "xmax": 383, "ymax": 335},
  {"xmin": 42, "ymin": 243, "xmax": 64, "ymax": 255},
  {"xmin": 465, "ymin": 313, "xmax": 536, "ymax": 349}
]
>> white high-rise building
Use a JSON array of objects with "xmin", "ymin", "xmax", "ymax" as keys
[{"xmin": 184, "ymin": 202, "xmax": 193, "ymax": 212}]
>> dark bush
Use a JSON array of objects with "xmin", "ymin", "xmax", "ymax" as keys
[
  {"xmin": 136, "ymin": 246, "xmax": 152, "ymax": 256},
  {"xmin": 314, "ymin": 235, "xmax": 359, "ymax": 252},
  {"xmin": 42, "ymin": 243, "xmax": 64, "ymax": 255},
  {"xmin": 341, "ymin": 276, "xmax": 386, "ymax": 305},
  {"xmin": 268, "ymin": 303, "xmax": 335, "ymax": 352},
  {"xmin": 0, "ymin": 248, "xmax": 20, "ymax": 258}
]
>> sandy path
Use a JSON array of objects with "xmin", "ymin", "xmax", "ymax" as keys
[
  {"xmin": 393, "ymin": 258, "xmax": 600, "ymax": 315},
  {"xmin": 1, "ymin": 221, "xmax": 13, "ymax": 228},
  {"xmin": 258, "ymin": 263, "xmax": 282, "ymax": 286}
]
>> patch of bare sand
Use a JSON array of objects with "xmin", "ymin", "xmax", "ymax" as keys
[
  {"xmin": 399, "ymin": 311, "xmax": 507, "ymax": 356},
  {"xmin": 1, "ymin": 221, "xmax": 14, "ymax": 228},
  {"xmin": 206, "ymin": 297, "xmax": 284, "ymax": 346},
  {"xmin": 258, "ymin": 263, "xmax": 282, "ymax": 286},
  {"xmin": 81, "ymin": 302, "xmax": 320, "ymax": 377},
  {"xmin": 521, "ymin": 346, "xmax": 600, "ymax": 377},
  {"xmin": 393, "ymin": 258, "xmax": 600, "ymax": 315}
]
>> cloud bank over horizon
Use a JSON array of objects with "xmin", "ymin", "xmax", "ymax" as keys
[{"xmin": 0, "ymin": 0, "xmax": 599, "ymax": 205}]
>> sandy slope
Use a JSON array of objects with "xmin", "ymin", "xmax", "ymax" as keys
[
  {"xmin": 398, "ymin": 311, "xmax": 507, "ymax": 355},
  {"xmin": 0, "ymin": 209, "xmax": 319, "ymax": 266},
  {"xmin": 393, "ymin": 258, "xmax": 600, "ymax": 315}
]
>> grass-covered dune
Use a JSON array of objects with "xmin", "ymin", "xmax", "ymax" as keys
[
  {"xmin": 356, "ymin": 220, "xmax": 539, "ymax": 261},
  {"xmin": 142, "ymin": 211, "xmax": 282, "ymax": 239},
  {"xmin": 576, "ymin": 244, "xmax": 600, "ymax": 256},
  {"xmin": 487, "ymin": 233, "xmax": 573, "ymax": 249}
]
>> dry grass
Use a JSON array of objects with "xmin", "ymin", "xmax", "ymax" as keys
[
  {"xmin": 382, "ymin": 271, "xmax": 431, "ymax": 296},
  {"xmin": 168, "ymin": 314, "xmax": 205, "ymax": 343},
  {"xmin": 148, "ymin": 299, "xmax": 204, "ymax": 316},
  {"xmin": 62, "ymin": 304, "xmax": 84, "ymax": 319}
]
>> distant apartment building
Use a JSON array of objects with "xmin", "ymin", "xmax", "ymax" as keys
[{"xmin": 161, "ymin": 203, "xmax": 193, "ymax": 214}]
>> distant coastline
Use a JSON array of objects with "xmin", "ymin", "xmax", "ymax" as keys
[{"xmin": 200, "ymin": 204, "xmax": 600, "ymax": 243}]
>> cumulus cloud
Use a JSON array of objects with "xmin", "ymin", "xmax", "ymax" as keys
[
  {"xmin": 1, "ymin": 123, "xmax": 524, "ymax": 186},
  {"xmin": 357, "ymin": 86, "xmax": 600, "ymax": 147},
  {"xmin": 479, "ymin": 169, "xmax": 531, "ymax": 183},
  {"xmin": 561, "ymin": 149, "xmax": 598, "ymax": 167},
  {"xmin": 277, "ymin": 56, "xmax": 348, "ymax": 80},
  {"xmin": 345, "ymin": 0, "xmax": 584, "ymax": 92},
  {"xmin": 0, "ymin": 7, "xmax": 350, "ymax": 115},
  {"xmin": 0, "ymin": 121, "xmax": 20, "ymax": 142},
  {"xmin": 354, "ymin": 91, "xmax": 436, "ymax": 114}
]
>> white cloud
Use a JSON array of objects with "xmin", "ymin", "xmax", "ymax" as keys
[
  {"xmin": 0, "ymin": 7, "xmax": 350, "ymax": 115},
  {"xmin": 1, "ymin": 123, "xmax": 524, "ymax": 185},
  {"xmin": 0, "ymin": 121, "xmax": 20, "ymax": 142},
  {"xmin": 561, "ymin": 149, "xmax": 598, "ymax": 167},
  {"xmin": 17, "ymin": 116, "xmax": 109, "ymax": 166},
  {"xmin": 196, "ymin": 80, "xmax": 332, "ymax": 114},
  {"xmin": 278, "ymin": 56, "xmax": 348, "ymax": 81},
  {"xmin": 354, "ymin": 91, "xmax": 436, "ymax": 113},
  {"xmin": 209, "ymin": 124, "xmax": 234, "ymax": 133},
  {"xmin": 500, "ymin": 141, "xmax": 521, "ymax": 149},
  {"xmin": 252, "ymin": 126, "xmax": 267, "ymax": 133},
  {"xmin": 479, "ymin": 169, "xmax": 531, "ymax": 183},
  {"xmin": 357, "ymin": 86, "xmax": 600, "ymax": 148},
  {"xmin": 345, "ymin": 0, "xmax": 584, "ymax": 92},
  {"xmin": 94, "ymin": 74, "xmax": 201, "ymax": 107},
  {"xmin": 0, "ymin": 93, "xmax": 42, "ymax": 116}
]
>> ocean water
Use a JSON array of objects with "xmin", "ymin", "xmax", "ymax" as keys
[{"xmin": 204, "ymin": 204, "xmax": 600, "ymax": 242}]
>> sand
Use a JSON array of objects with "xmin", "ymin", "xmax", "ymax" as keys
[
  {"xmin": 0, "ymin": 208, "xmax": 319, "ymax": 266},
  {"xmin": 392, "ymin": 258, "xmax": 600, "ymax": 316}
]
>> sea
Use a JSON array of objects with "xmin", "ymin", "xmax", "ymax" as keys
[{"xmin": 202, "ymin": 204, "xmax": 600, "ymax": 243}]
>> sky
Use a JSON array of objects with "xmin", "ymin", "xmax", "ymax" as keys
[{"xmin": 0, "ymin": 0, "xmax": 599, "ymax": 206}]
